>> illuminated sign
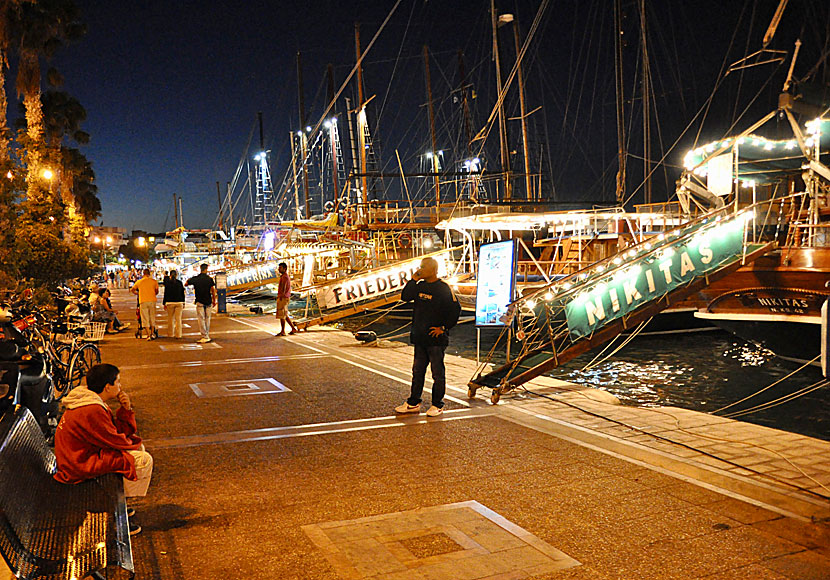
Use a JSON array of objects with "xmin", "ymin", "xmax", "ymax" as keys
[
  {"xmin": 316, "ymin": 250, "xmax": 451, "ymax": 310},
  {"xmin": 565, "ymin": 217, "xmax": 750, "ymax": 339},
  {"xmin": 226, "ymin": 261, "xmax": 280, "ymax": 289},
  {"xmin": 475, "ymin": 239, "xmax": 517, "ymax": 327}
]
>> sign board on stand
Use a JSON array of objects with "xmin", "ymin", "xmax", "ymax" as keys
[
  {"xmin": 215, "ymin": 272, "xmax": 227, "ymax": 314},
  {"xmin": 475, "ymin": 239, "xmax": 517, "ymax": 327}
]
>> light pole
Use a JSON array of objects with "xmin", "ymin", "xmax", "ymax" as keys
[{"xmin": 92, "ymin": 235, "xmax": 112, "ymax": 272}]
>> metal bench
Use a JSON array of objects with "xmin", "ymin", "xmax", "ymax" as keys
[{"xmin": 0, "ymin": 406, "xmax": 134, "ymax": 580}]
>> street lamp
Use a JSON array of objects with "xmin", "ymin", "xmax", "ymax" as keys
[{"xmin": 91, "ymin": 235, "xmax": 108, "ymax": 271}]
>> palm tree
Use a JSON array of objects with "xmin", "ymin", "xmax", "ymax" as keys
[
  {"xmin": 14, "ymin": 0, "xmax": 84, "ymax": 204},
  {"xmin": 0, "ymin": 0, "xmax": 23, "ymax": 166}
]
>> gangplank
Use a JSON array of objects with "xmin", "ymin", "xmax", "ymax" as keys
[{"xmin": 469, "ymin": 204, "xmax": 777, "ymax": 404}]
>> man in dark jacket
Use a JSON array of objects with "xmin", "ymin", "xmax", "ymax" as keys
[
  {"xmin": 186, "ymin": 264, "xmax": 217, "ymax": 343},
  {"xmin": 395, "ymin": 256, "xmax": 461, "ymax": 417}
]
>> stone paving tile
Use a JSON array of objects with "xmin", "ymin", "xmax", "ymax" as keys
[
  {"xmin": 659, "ymin": 482, "xmax": 741, "ymax": 506},
  {"xmin": 760, "ymin": 549, "xmax": 830, "ymax": 580},
  {"xmin": 696, "ymin": 497, "xmax": 782, "ymax": 525},
  {"xmin": 750, "ymin": 517, "xmax": 830, "ymax": 555},
  {"xmin": 696, "ymin": 563, "xmax": 791, "ymax": 579}
]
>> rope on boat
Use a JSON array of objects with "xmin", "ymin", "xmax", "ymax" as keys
[
  {"xmin": 710, "ymin": 354, "xmax": 821, "ymax": 415},
  {"xmin": 579, "ymin": 317, "xmax": 652, "ymax": 372}
]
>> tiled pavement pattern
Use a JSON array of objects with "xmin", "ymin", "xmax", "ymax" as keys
[
  {"xmin": 301, "ymin": 501, "xmax": 580, "ymax": 579},
  {"xmin": 3, "ymin": 289, "xmax": 826, "ymax": 579}
]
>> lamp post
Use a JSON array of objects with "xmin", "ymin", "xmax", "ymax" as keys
[{"xmin": 92, "ymin": 235, "xmax": 112, "ymax": 271}]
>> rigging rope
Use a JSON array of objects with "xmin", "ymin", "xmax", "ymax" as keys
[{"xmin": 711, "ymin": 355, "xmax": 820, "ymax": 415}]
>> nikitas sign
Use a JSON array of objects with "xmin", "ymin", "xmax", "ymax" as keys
[
  {"xmin": 226, "ymin": 261, "xmax": 280, "ymax": 289},
  {"xmin": 565, "ymin": 215, "xmax": 750, "ymax": 339},
  {"xmin": 316, "ymin": 251, "xmax": 451, "ymax": 310}
]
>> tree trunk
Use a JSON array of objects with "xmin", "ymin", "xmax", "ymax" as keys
[{"xmin": 0, "ymin": 50, "xmax": 9, "ymax": 165}]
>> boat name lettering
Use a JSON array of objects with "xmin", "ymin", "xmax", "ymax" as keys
[
  {"xmin": 756, "ymin": 297, "xmax": 808, "ymax": 309},
  {"xmin": 565, "ymin": 221, "xmax": 746, "ymax": 339},
  {"xmin": 315, "ymin": 253, "xmax": 450, "ymax": 310}
]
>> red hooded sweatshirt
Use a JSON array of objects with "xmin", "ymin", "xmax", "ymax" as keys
[{"xmin": 54, "ymin": 386, "xmax": 143, "ymax": 484}]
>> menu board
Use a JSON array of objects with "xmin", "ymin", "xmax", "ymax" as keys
[{"xmin": 475, "ymin": 239, "xmax": 516, "ymax": 327}]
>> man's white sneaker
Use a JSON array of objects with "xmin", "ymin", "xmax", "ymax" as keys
[
  {"xmin": 197, "ymin": 337, "xmax": 210, "ymax": 343},
  {"xmin": 426, "ymin": 406, "xmax": 444, "ymax": 417},
  {"xmin": 394, "ymin": 402, "xmax": 421, "ymax": 414}
]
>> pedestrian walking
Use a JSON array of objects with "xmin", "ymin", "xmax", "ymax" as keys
[
  {"xmin": 395, "ymin": 256, "xmax": 460, "ymax": 417},
  {"xmin": 130, "ymin": 268, "xmax": 159, "ymax": 340},
  {"xmin": 53, "ymin": 363, "xmax": 153, "ymax": 535},
  {"xmin": 275, "ymin": 262, "xmax": 298, "ymax": 336},
  {"xmin": 186, "ymin": 264, "xmax": 216, "ymax": 343},
  {"xmin": 162, "ymin": 270, "xmax": 185, "ymax": 338}
]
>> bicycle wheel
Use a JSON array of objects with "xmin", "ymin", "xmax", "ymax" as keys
[
  {"xmin": 55, "ymin": 344, "xmax": 72, "ymax": 366},
  {"xmin": 67, "ymin": 344, "xmax": 102, "ymax": 391},
  {"xmin": 51, "ymin": 345, "xmax": 73, "ymax": 399}
]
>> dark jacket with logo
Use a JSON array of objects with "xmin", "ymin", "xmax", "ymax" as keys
[{"xmin": 401, "ymin": 278, "xmax": 461, "ymax": 347}]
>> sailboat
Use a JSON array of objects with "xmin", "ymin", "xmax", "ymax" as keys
[{"xmin": 682, "ymin": 86, "xmax": 830, "ymax": 364}]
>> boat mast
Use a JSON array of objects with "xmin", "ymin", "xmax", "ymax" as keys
[
  {"xmin": 512, "ymin": 17, "xmax": 532, "ymax": 201},
  {"xmin": 216, "ymin": 182, "xmax": 224, "ymax": 231},
  {"xmin": 290, "ymin": 131, "xmax": 301, "ymax": 220},
  {"xmin": 457, "ymin": 50, "xmax": 474, "ymax": 155},
  {"xmin": 226, "ymin": 181, "xmax": 233, "ymax": 230},
  {"xmin": 423, "ymin": 45, "xmax": 440, "ymax": 207},
  {"xmin": 355, "ymin": 23, "xmax": 369, "ymax": 208},
  {"xmin": 614, "ymin": 0, "xmax": 627, "ymax": 206},
  {"xmin": 638, "ymin": 0, "xmax": 652, "ymax": 205},
  {"xmin": 297, "ymin": 52, "xmax": 311, "ymax": 218},
  {"xmin": 327, "ymin": 64, "xmax": 340, "ymax": 202},
  {"xmin": 345, "ymin": 96, "xmax": 359, "ymax": 210},
  {"xmin": 173, "ymin": 193, "xmax": 179, "ymax": 230},
  {"xmin": 490, "ymin": 0, "xmax": 512, "ymax": 201}
]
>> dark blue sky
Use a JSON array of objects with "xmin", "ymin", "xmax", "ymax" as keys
[{"xmin": 46, "ymin": 1, "xmax": 828, "ymax": 233}]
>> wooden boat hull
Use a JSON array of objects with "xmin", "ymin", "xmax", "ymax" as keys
[{"xmin": 693, "ymin": 247, "xmax": 830, "ymax": 363}]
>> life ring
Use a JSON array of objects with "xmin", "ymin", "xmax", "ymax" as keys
[
  {"xmin": 324, "ymin": 200, "xmax": 335, "ymax": 212},
  {"xmin": 399, "ymin": 232, "xmax": 412, "ymax": 248}
]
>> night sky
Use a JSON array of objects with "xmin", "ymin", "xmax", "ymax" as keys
[{"xmin": 43, "ymin": 0, "xmax": 829, "ymax": 233}]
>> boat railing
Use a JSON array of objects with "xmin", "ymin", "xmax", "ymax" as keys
[
  {"xmin": 786, "ymin": 223, "xmax": 830, "ymax": 248},
  {"xmin": 349, "ymin": 200, "xmax": 440, "ymax": 226},
  {"xmin": 515, "ymin": 260, "xmax": 593, "ymax": 281}
]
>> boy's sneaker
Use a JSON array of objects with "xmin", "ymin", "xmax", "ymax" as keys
[
  {"xmin": 128, "ymin": 522, "xmax": 142, "ymax": 536},
  {"xmin": 395, "ymin": 402, "xmax": 421, "ymax": 414},
  {"xmin": 426, "ymin": 405, "xmax": 444, "ymax": 417}
]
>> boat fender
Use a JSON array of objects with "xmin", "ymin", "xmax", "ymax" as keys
[{"xmin": 354, "ymin": 330, "xmax": 377, "ymax": 343}]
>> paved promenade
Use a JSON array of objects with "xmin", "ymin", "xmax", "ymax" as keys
[{"xmin": 63, "ymin": 291, "xmax": 830, "ymax": 578}]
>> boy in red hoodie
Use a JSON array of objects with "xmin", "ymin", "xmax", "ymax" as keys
[{"xmin": 54, "ymin": 363, "xmax": 153, "ymax": 535}]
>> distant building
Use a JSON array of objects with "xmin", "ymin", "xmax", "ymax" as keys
[{"xmin": 88, "ymin": 226, "xmax": 127, "ymax": 250}]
